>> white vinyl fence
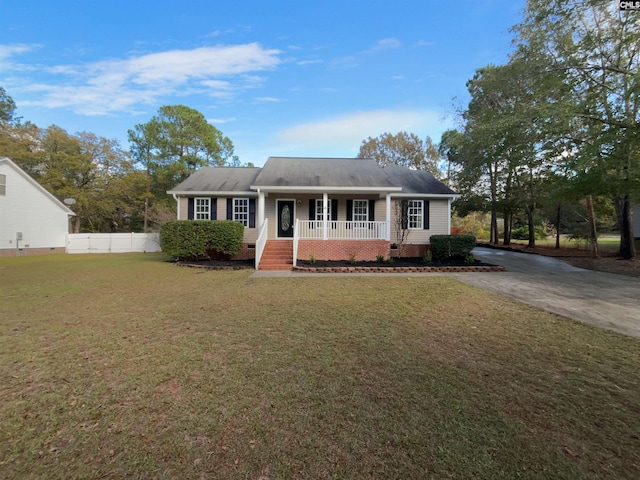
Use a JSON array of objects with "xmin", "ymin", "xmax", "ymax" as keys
[{"xmin": 67, "ymin": 233, "xmax": 161, "ymax": 254}]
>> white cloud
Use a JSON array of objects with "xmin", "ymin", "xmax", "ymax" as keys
[
  {"xmin": 17, "ymin": 44, "xmax": 282, "ymax": 115},
  {"xmin": 369, "ymin": 38, "xmax": 401, "ymax": 52},
  {"xmin": 297, "ymin": 59, "xmax": 323, "ymax": 66},
  {"xmin": 277, "ymin": 109, "xmax": 444, "ymax": 152},
  {"xmin": 0, "ymin": 43, "xmax": 36, "ymax": 61},
  {"xmin": 255, "ymin": 96, "xmax": 280, "ymax": 103},
  {"xmin": 208, "ymin": 117, "xmax": 237, "ymax": 124}
]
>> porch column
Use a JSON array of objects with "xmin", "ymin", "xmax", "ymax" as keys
[
  {"xmin": 385, "ymin": 194, "xmax": 391, "ymax": 241},
  {"xmin": 323, "ymin": 192, "xmax": 328, "ymax": 240},
  {"xmin": 258, "ymin": 190, "xmax": 265, "ymax": 230},
  {"xmin": 447, "ymin": 198, "xmax": 451, "ymax": 234}
]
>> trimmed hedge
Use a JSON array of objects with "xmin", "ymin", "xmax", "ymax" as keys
[
  {"xmin": 160, "ymin": 220, "xmax": 244, "ymax": 261},
  {"xmin": 430, "ymin": 234, "xmax": 477, "ymax": 260}
]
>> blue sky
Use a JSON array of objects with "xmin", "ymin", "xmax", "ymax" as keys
[{"xmin": 1, "ymin": 0, "xmax": 524, "ymax": 167}]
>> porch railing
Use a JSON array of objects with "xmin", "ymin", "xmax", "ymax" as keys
[
  {"xmin": 255, "ymin": 218, "xmax": 268, "ymax": 269},
  {"xmin": 295, "ymin": 220, "xmax": 388, "ymax": 240}
]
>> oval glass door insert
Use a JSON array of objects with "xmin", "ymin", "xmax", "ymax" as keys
[{"xmin": 281, "ymin": 205, "xmax": 291, "ymax": 231}]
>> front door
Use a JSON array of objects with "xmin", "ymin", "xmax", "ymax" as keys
[{"xmin": 277, "ymin": 200, "xmax": 294, "ymax": 238}]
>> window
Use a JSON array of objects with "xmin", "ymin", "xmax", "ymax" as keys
[
  {"xmin": 233, "ymin": 198, "xmax": 249, "ymax": 226},
  {"xmin": 314, "ymin": 199, "xmax": 332, "ymax": 221},
  {"xmin": 353, "ymin": 199, "xmax": 368, "ymax": 226},
  {"xmin": 408, "ymin": 200, "xmax": 423, "ymax": 229},
  {"xmin": 194, "ymin": 198, "xmax": 210, "ymax": 220},
  {"xmin": 0, "ymin": 173, "xmax": 6, "ymax": 196}
]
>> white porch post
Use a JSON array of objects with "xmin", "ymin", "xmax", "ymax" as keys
[
  {"xmin": 322, "ymin": 192, "xmax": 328, "ymax": 240},
  {"xmin": 447, "ymin": 198, "xmax": 451, "ymax": 234},
  {"xmin": 258, "ymin": 190, "xmax": 265, "ymax": 230},
  {"xmin": 385, "ymin": 193, "xmax": 391, "ymax": 241}
]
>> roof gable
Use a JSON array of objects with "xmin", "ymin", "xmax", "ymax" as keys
[{"xmin": 0, "ymin": 157, "xmax": 75, "ymax": 215}]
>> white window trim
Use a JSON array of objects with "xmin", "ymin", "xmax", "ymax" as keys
[
  {"xmin": 194, "ymin": 197, "xmax": 210, "ymax": 220},
  {"xmin": 0, "ymin": 173, "xmax": 6, "ymax": 196},
  {"xmin": 353, "ymin": 199, "xmax": 368, "ymax": 227},
  {"xmin": 233, "ymin": 197, "xmax": 249, "ymax": 227},
  {"xmin": 408, "ymin": 199, "xmax": 423, "ymax": 230},
  {"xmin": 315, "ymin": 198, "xmax": 332, "ymax": 221}
]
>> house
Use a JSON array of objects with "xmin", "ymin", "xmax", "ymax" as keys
[
  {"xmin": 168, "ymin": 156, "xmax": 458, "ymax": 269},
  {"xmin": 0, "ymin": 157, "xmax": 75, "ymax": 257}
]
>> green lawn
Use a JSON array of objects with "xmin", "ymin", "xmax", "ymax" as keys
[
  {"xmin": 1, "ymin": 254, "xmax": 639, "ymax": 479},
  {"xmin": 510, "ymin": 235, "xmax": 621, "ymax": 251}
]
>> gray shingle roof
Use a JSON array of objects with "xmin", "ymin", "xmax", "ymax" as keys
[
  {"xmin": 167, "ymin": 158, "xmax": 457, "ymax": 196},
  {"xmin": 168, "ymin": 167, "xmax": 261, "ymax": 194},
  {"xmin": 381, "ymin": 163, "xmax": 456, "ymax": 195},
  {"xmin": 252, "ymin": 157, "xmax": 399, "ymax": 189}
]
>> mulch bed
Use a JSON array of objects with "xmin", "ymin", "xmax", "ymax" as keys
[
  {"xmin": 173, "ymin": 256, "xmax": 504, "ymax": 273},
  {"xmin": 175, "ymin": 259, "xmax": 254, "ymax": 270}
]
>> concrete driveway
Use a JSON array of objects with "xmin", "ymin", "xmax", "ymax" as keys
[{"xmin": 456, "ymin": 248, "xmax": 640, "ymax": 338}]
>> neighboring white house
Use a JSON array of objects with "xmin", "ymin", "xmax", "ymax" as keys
[{"xmin": 0, "ymin": 157, "xmax": 75, "ymax": 257}]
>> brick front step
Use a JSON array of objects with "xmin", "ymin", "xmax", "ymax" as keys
[{"xmin": 259, "ymin": 264, "xmax": 294, "ymax": 270}]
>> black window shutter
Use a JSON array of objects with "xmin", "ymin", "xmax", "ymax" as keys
[
  {"xmin": 331, "ymin": 199, "xmax": 338, "ymax": 221},
  {"xmin": 346, "ymin": 200, "xmax": 353, "ymax": 221},
  {"xmin": 368, "ymin": 200, "xmax": 375, "ymax": 221},
  {"xmin": 187, "ymin": 198, "xmax": 194, "ymax": 220},
  {"xmin": 309, "ymin": 199, "xmax": 315, "ymax": 220},
  {"xmin": 401, "ymin": 200, "xmax": 409, "ymax": 230},
  {"xmin": 249, "ymin": 198, "xmax": 256, "ymax": 228},
  {"xmin": 226, "ymin": 198, "xmax": 232, "ymax": 220},
  {"xmin": 423, "ymin": 200, "xmax": 430, "ymax": 230},
  {"xmin": 210, "ymin": 198, "xmax": 217, "ymax": 220}
]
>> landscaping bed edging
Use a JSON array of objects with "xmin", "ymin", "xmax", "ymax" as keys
[{"xmin": 292, "ymin": 265, "xmax": 505, "ymax": 273}]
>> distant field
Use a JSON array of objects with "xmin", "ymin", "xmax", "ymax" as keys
[{"xmin": 1, "ymin": 253, "xmax": 639, "ymax": 479}]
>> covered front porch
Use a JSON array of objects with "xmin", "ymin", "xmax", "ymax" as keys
[{"xmin": 254, "ymin": 191, "xmax": 397, "ymax": 269}]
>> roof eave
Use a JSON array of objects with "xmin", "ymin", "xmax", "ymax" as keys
[
  {"xmin": 167, "ymin": 190, "xmax": 259, "ymax": 196},
  {"xmin": 251, "ymin": 185, "xmax": 403, "ymax": 193},
  {"xmin": 390, "ymin": 193, "xmax": 460, "ymax": 199}
]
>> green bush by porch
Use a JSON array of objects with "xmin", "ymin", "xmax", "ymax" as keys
[
  {"xmin": 430, "ymin": 234, "xmax": 477, "ymax": 260},
  {"xmin": 160, "ymin": 220, "xmax": 244, "ymax": 261}
]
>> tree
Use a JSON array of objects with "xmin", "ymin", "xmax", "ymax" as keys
[
  {"xmin": 514, "ymin": 0, "xmax": 639, "ymax": 258},
  {"xmin": 128, "ymin": 105, "xmax": 238, "ymax": 231},
  {"xmin": 0, "ymin": 86, "xmax": 17, "ymax": 125},
  {"xmin": 357, "ymin": 132, "xmax": 440, "ymax": 177}
]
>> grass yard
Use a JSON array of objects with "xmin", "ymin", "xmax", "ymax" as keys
[{"xmin": 1, "ymin": 254, "xmax": 639, "ymax": 479}]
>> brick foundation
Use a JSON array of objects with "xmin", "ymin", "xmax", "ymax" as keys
[
  {"xmin": 231, "ymin": 244, "xmax": 256, "ymax": 260},
  {"xmin": 391, "ymin": 244, "xmax": 429, "ymax": 258},
  {"xmin": 0, "ymin": 247, "xmax": 66, "ymax": 258},
  {"xmin": 297, "ymin": 240, "xmax": 390, "ymax": 262}
]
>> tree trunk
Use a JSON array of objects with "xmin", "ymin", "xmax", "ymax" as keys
[
  {"xmin": 615, "ymin": 194, "xmax": 635, "ymax": 259},
  {"xmin": 490, "ymin": 208, "xmax": 499, "ymax": 244},
  {"xmin": 527, "ymin": 208, "xmax": 535, "ymax": 248},
  {"xmin": 555, "ymin": 204, "xmax": 561, "ymax": 249},
  {"xmin": 502, "ymin": 211, "xmax": 511, "ymax": 246},
  {"xmin": 585, "ymin": 194, "xmax": 598, "ymax": 259},
  {"xmin": 143, "ymin": 197, "xmax": 149, "ymax": 233},
  {"xmin": 74, "ymin": 216, "xmax": 81, "ymax": 233}
]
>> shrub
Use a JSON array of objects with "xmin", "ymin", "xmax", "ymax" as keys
[
  {"xmin": 512, "ymin": 225, "xmax": 548, "ymax": 240},
  {"xmin": 423, "ymin": 249, "xmax": 432, "ymax": 264},
  {"xmin": 376, "ymin": 254, "xmax": 385, "ymax": 263},
  {"xmin": 430, "ymin": 234, "xmax": 476, "ymax": 260},
  {"xmin": 160, "ymin": 220, "xmax": 244, "ymax": 261}
]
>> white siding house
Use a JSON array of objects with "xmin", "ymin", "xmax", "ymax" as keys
[{"xmin": 0, "ymin": 157, "xmax": 75, "ymax": 257}]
